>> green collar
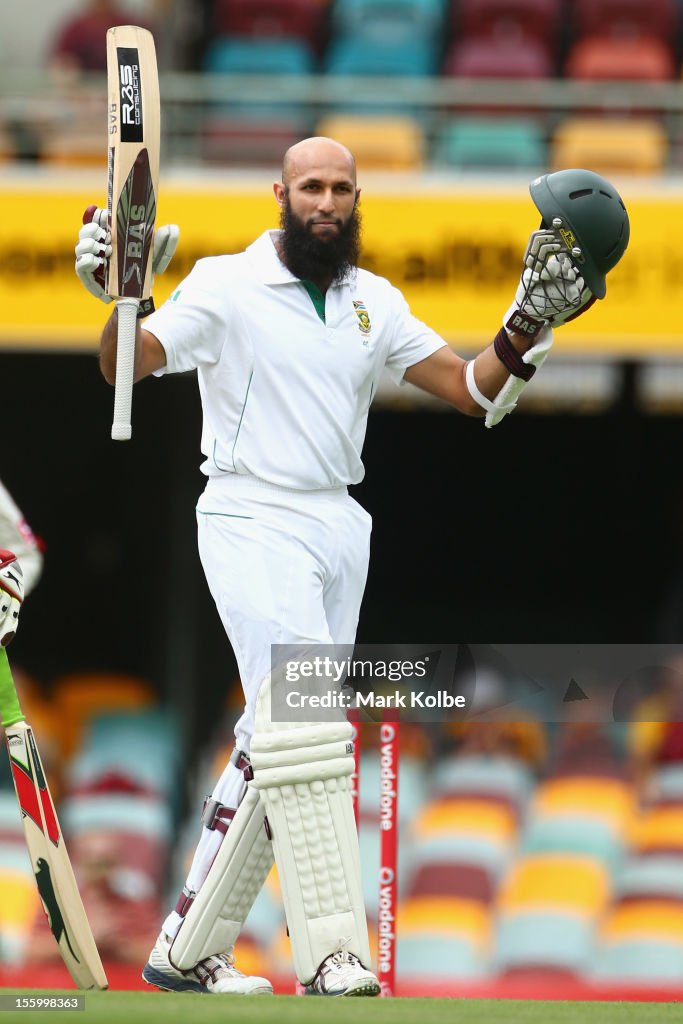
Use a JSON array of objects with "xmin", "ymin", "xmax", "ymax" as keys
[{"xmin": 300, "ymin": 279, "xmax": 326, "ymax": 324}]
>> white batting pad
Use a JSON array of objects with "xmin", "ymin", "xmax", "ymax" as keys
[
  {"xmin": 169, "ymin": 785, "xmax": 274, "ymax": 970},
  {"xmin": 250, "ymin": 674, "xmax": 370, "ymax": 984}
]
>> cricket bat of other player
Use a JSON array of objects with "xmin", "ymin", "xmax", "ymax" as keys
[
  {"xmin": 0, "ymin": 649, "xmax": 108, "ymax": 990},
  {"xmin": 106, "ymin": 25, "xmax": 160, "ymax": 441}
]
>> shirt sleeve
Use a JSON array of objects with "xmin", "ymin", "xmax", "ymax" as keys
[
  {"xmin": 143, "ymin": 259, "xmax": 231, "ymax": 376},
  {"xmin": 384, "ymin": 287, "xmax": 448, "ymax": 386}
]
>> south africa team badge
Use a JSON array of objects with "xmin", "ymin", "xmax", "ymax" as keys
[{"xmin": 353, "ymin": 300, "xmax": 371, "ymax": 344}]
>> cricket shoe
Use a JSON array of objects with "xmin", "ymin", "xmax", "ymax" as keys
[
  {"xmin": 305, "ymin": 948, "xmax": 381, "ymax": 997},
  {"xmin": 142, "ymin": 932, "xmax": 273, "ymax": 995}
]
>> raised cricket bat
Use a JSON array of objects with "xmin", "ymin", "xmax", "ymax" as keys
[
  {"xmin": 106, "ymin": 25, "xmax": 160, "ymax": 441},
  {"xmin": 0, "ymin": 649, "xmax": 108, "ymax": 990}
]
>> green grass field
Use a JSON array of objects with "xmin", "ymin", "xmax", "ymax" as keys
[{"xmin": 1, "ymin": 992, "xmax": 681, "ymax": 1024}]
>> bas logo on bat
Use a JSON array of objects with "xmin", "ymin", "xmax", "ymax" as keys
[
  {"xmin": 117, "ymin": 47, "xmax": 143, "ymax": 142},
  {"xmin": 116, "ymin": 157, "xmax": 156, "ymax": 293}
]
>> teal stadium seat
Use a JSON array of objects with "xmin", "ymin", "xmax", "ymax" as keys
[
  {"xmin": 433, "ymin": 118, "xmax": 546, "ymax": 169},
  {"xmin": 332, "ymin": 0, "xmax": 447, "ymax": 44},
  {"xmin": 615, "ymin": 856, "xmax": 683, "ymax": 901},
  {"xmin": 495, "ymin": 910, "xmax": 596, "ymax": 973},
  {"xmin": 521, "ymin": 815, "xmax": 624, "ymax": 871},
  {"xmin": 654, "ymin": 764, "xmax": 683, "ymax": 800},
  {"xmin": 358, "ymin": 752, "xmax": 427, "ymax": 826},
  {"xmin": 325, "ymin": 37, "xmax": 439, "ymax": 76},
  {"xmin": 202, "ymin": 37, "xmax": 315, "ymax": 120},
  {"xmin": 397, "ymin": 934, "xmax": 490, "ymax": 978},
  {"xmin": 592, "ymin": 939, "xmax": 683, "ymax": 982},
  {"xmin": 431, "ymin": 754, "xmax": 535, "ymax": 808}
]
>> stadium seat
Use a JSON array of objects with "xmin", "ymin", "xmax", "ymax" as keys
[
  {"xmin": 397, "ymin": 934, "xmax": 491, "ymax": 978},
  {"xmin": 212, "ymin": 0, "xmax": 329, "ymax": 51},
  {"xmin": 592, "ymin": 937, "xmax": 683, "ymax": 982},
  {"xmin": 531, "ymin": 776, "xmax": 635, "ymax": 834},
  {"xmin": 0, "ymin": 868, "xmax": 38, "ymax": 964},
  {"xmin": 521, "ymin": 815, "xmax": 624, "ymax": 870},
  {"xmin": 408, "ymin": 861, "xmax": 494, "ymax": 901},
  {"xmin": 433, "ymin": 117, "xmax": 546, "ymax": 169},
  {"xmin": 565, "ymin": 36, "xmax": 675, "ymax": 80},
  {"xmin": 495, "ymin": 910, "xmax": 596, "ymax": 974},
  {"xmin": 550, "ymin": 117, "xmax": 668, "ymax": 175},
  {"xmin": 431, "ymin": 754, "xmax": 535, "ymax": 808},
  {"xmin": 443, "ymin": 34, "xmax": 554, "ymax": 78},
  {"xmin": 652, "ymin": 763, "xmax": 683, "ymax": 800},
  {"xmin": 572, "ymin": 0, "xmax": 677, "ymax": 44},
  {"xmin": 50, "ymin": 672, "xmax": 156, "ymax": 759},
  {"xmin": 315, "ymin": 116, "xmax": 424, "ymax": 170},
  {"xmin": 456, "ymin": 0, "xmax": 562, "ymax": 48},
  {"xmin": 61, "ymin": 793, "xmax": 173, "ymax": 842},
  {"xmin": 602, "ymin": 899, "xmax": 683, "ymax": 944},
  {"xmin": 415, "ymin": 797, "xmax": 518, "ymax": 845},
  {"xmin": 497, "ymin": 854, "xmax": 610, "ymax": 915},
  {"xmin": 201, "ymin": 117, "xmax": 310, "ymax": 166},
  {"xmin": 615, "ymin": 856, "xmax": 683, "ymax": 901},
  {"xmin": 398, "ymin": 895, "xmax": 492, "ymax": 948},
  {"xmin": 325, "ymin": 36, "xmax": 439, "ymax": 75},
  {"xmin": 629, "ymin": 804, "xmax": 683, "ymax": 855},
  {"xmin": 203, "ymin": 36, "xmax": 315, "ymax": 75},
  {"xmin": 332, "ymin": 0, "xmax": 446, "ymax": 44},
  {"xmin": 409, "ymin": 833, "xmax": 513, "ymax": 885}
]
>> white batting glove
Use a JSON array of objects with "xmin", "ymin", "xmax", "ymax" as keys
[
  {"xmin": 0, "ymin": 550, "xmax": 24, "ymax": 647},
  {"xmin": 504, "ymin": 229, "xmax": 594, "ymax": 340},
  {"xmin": 74, "ymin": 206, "xmax": 180, "ymax": 309}
]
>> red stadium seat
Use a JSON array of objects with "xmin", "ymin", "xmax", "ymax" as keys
[
  {"xmin": 212, "ymin": 0, "xmax": 328, "ymax": 51},
  {"xmin": 565, "ymin": 36, "xmax": 675, "ymax": 81},
  {"xmin": 408, "ymin": 862, "xmax": 495, "ymax": 902},
  {"xmin": 456, "ymin": 0, "xmax": 562, "ymax": 48},
  {"xmin": 573, "ymin": 0, "xmax": 677, "ymax": 44},
  {"xmin": 443, "ymin": 34, "xmax": 554, "ymax": 78},
  {"xmin": 201, "ymin": 117, "xmax": 310, "ymax": 166}
]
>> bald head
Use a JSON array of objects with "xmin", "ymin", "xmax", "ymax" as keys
[{"xmin": 282, "ymin": 137, "xmax": 356, "ymax": 187}]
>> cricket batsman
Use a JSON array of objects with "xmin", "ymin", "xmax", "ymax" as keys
[{"xmin": 75, "ymin": 139, "xmax": 629, "ymax": 995}]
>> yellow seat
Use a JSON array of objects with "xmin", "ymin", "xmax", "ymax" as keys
[
  {"xmin": 550, "ymin": 117, "xmax": 668, "ymax": 175},
  {"xmin": 315, "ymin": 116, "xmax": 424, "ymax": 171},
  {"xmin": 398, "ymin": 896, "xmax": 491, "ymax": 950},
  {"xmin": 602, "ymin": 900, "xmax": 683, "ymax": 944},
  {"xmin": 414, "ymin": 798, "xmax": 517, "ymax": 844},
  {"xmin": 0, "ymin": 868, "xmax": 39, "ymax": 930},
  {"xmin": 630, "ymin": 806, "xmax": 683, "ymax": 852},
  {"xmin": 497, "ymin": 854, "xmax": 610, "ymax": 915},
  {"xmin": 532, "ymin": 778, "xmax": 635, "ymax": 834},
  {"xmin": 51, "ymin": 672, "xmax": 156, "ymax": 758}
]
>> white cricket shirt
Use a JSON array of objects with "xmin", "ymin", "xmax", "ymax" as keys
[{"xmin": 145, "ymin": 230, "xmax": 447, "ymax": 490}]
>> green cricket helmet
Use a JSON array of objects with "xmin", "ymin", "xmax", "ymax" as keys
[{"xmin": 529, "ymin": 168, "xmax": 630, "ymax": 299}]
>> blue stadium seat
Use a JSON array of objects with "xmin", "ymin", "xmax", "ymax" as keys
[
  {"xmin": 202, "ymin": 37, "xmax": 315, "ymax": 120},
  {"xmin": 592, "ymin": 938, "xmax": 683, "ymax": 982},
  {"xmin": 203, "ymin": 36, "xmax": 315, "ymax": 75},
  {"xmin": 495, "ymin": 910, "xmax": 596, "ymax": 973},
  {"xmin": 431, "ymin": 754, "xmax": 534, "ymax": 807},
  {"xmin": 615, "ymin": 856, "xmax": 683, "ymax": 901},
  {"xmin": 358, "ymin": 752, "xmax": 427, "ymax": 826},
  {"xmin": 332, "ymin": 0, "xmax": 447, "ymax": 43},
  {"xmin": 397, "ymin": 934, "xmax": 490, "ymax": 978},
  {"xmin": 325, "ymin": 36, "xmax": 439, "ymax": 76},
  {"xmin": 433, "ymin": 118, "xmax": 546, "ymax": 169},
  {"xmin": 521, "ymin": 815, "xmax": 624, "ymax": 870}
]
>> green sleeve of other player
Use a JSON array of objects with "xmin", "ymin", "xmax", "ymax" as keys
[{"xmin": 0, "ymin": 647, "xmax": 24, "ymax": 727}]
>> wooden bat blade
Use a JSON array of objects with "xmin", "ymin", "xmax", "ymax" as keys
[
  {"xmin": 6, "ymin": 722, "xmax": 108, "ymax": 990},
  {"xmin": 106, "ymin": 25, "xmax": 160, "ymax": 302}
]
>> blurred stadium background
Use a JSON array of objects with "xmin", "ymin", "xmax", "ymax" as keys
[{"xmin": 2, "ymin": 0, "xmax": 683, "ymax": 1000}]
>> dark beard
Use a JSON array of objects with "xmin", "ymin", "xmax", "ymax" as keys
[{"xmin": 279, "ymin": 198, "xmax": 362, "ymax": 285}]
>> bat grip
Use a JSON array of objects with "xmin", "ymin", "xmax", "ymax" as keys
[
  {"xmin": 111, "ymin": 298, "xmax": 140, "ymax": 441},
  {"xmin": 0, "ymin": 648, "xmax": 24, "ymax": 727}
]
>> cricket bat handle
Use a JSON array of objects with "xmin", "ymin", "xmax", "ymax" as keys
[{"xmin": 111, "ymin": 297, "xmax": 139, "ymax": 441}]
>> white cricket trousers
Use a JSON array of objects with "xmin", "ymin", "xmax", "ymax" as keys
[{"xmin": 162, "ymin": 476, "xmax": 371, "ymax": 940}]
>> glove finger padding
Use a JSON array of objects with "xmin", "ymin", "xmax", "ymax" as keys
[
  {"xmin": 0, "ymin": 549, "xmax": 24, "ymax": 647},
  {"xmin": 74, "ymin": 206, "xmax": 179, "ymax": 306}
]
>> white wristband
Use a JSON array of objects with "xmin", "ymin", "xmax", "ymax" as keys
[{"xmin": 466, "ymin": 360, "xmax": 517, "ymax": 416}]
